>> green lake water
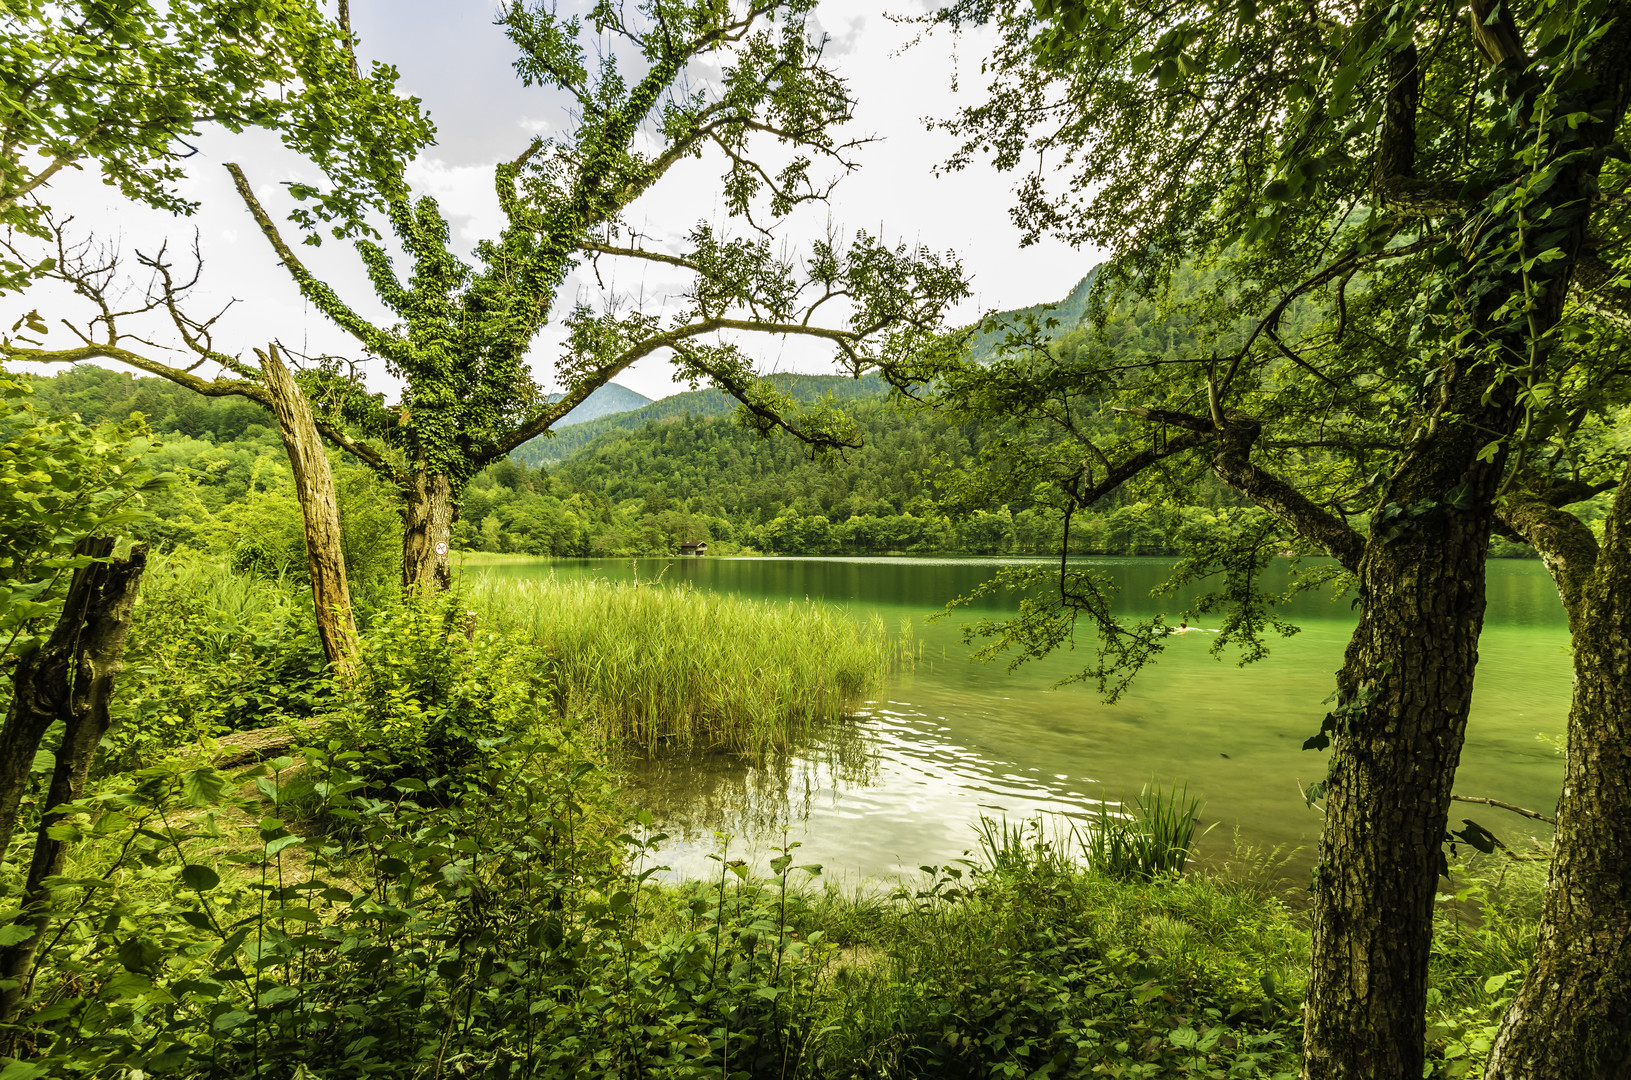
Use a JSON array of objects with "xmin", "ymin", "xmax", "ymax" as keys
[{"xmin": 472, "ymin": 556, "xmax": 1570, "ymax": 885}]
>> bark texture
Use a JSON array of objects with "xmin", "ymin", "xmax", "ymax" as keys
[
  {"xmin": 1294, "ymin": 4, "xmax": 1629, "ymax": 1071},
  {"xmin": 1300, "ymin": 496, "xmax": 1496, "ymax": 1080},
  {"xmin": 0, "ymin": 542, "xmax": 146, "ymax": 1025},
  {"xmin": 401, "ymin": 468, "xmax": 455, "ymax": 591},
  {"xmin": 1479, "ymin": 8, "xmax": 1631, "ymax": 1071},
  {"xmin": 0, "ymin": 540, "xmax": 141, "ymax": 866},
  {"xmin": 259, "ymin": 347, "xmax": 358, "ymax": 679},
  {"xmin": 1485, "ymin": 470, "xmax": 1631, "ymax": 1080}
]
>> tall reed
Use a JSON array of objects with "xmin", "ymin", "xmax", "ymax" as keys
[{"xmin": 464, "ymin": 575, "xmax": 910, "ymax": 754}]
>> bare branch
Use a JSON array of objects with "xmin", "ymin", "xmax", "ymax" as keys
[
  {"xmin": 1451, "ymin": 794, "xmax": 1556, "ymax": 826},
  {"xmin": 224, "ymin": 163, "xmax": 395, "ymax": 354}
]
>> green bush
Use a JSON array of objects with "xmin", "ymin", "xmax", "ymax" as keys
[
  {"xmin": 344, "ymin": 589, "xmax": 551, "ymax": 778},
  {"xmin": 803, "ymin": 843, "xmax": 1307, "ymax": 1079},
  {"xmin": 8, "ymin": 737, "xmax": 830, "ymax": 1079}
]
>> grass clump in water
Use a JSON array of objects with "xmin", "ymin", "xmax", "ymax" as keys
[
  {"xmin": 974, "ymin": 781, "xmax": 1209, "ymax": 883},
  {"xmin": 466, "ymin": 574, "xmax": 909, "ymax": 754}
]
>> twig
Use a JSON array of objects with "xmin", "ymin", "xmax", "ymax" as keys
[{"xmin": 1451, "ymin": 794, "xmax": 1556, "ymax": 825}]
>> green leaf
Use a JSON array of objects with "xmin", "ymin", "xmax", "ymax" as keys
[
  {"xmin": 117, "ymin": 937, "xmax": 165, "ymax": 974},
  {"xmin": 181, "ymin": 767, "xmax": 231, "ymax": 807},
  {"xmin": 257, "ymin": 985, "xmax": 300, "ymax": 1008},
  {"xmin": 0, "ymin": 924, "xmax": 36, "ymax": 947},
  {"xmin": 179, "ymin": 910, "xmax": 214, "ymax": 931},
  {"xmin": 212, "ymin": 1009, "xmax": 253, "ymax": 1032},
  {"xmin": 181, "ymin": 864, "xmax": 221, "ymax": 892}
]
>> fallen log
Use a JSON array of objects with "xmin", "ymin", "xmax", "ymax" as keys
[{"xmin": 211, "ymin": 726, "xmax": 305, "ymax": 769}]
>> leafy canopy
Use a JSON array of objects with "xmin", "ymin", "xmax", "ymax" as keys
[
  {"xmin": 0, "ymin": 0, "xmax": 434, "ymax": 291},
  {"xmin": 144, "ymin": 0, "xmax": 973, "ymax": 538}
]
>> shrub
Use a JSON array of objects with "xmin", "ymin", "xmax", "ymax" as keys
[
  {"xmin": 8, "ymin": 738, "xmax": 830, "ymax": 1080},
  {"xmin": 344, "ymin": 588, "xmax": 551, "ymax": 778}
]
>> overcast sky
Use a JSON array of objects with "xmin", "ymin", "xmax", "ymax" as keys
[{"xmin": 13, "ymin": 1, "xmax": 1101, "ymax": 403}]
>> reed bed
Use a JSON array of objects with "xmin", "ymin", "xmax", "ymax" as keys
[{"xmin": 465, "ymin": 575, "xmax": 910, "ymax": 754}]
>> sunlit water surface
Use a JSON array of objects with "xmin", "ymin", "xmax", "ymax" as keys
[{"xmin": 472, "ymin": 556, "xmax": 1569, "ymax": 886}]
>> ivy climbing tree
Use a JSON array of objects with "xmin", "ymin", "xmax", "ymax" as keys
[
  {"xmin": 920, "ymin": 2, "xmax": 1631, "ymax": 1078},
  {"xmin": 9, "ymin": 0, "xmax": 968, "ymax": 591}
]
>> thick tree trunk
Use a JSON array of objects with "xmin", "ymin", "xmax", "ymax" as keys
[
  {"xmin": 1485, "ymin": 473, "xmax": 1631, "ymax": 1079},
  {"xmin": 1300, "ymin": 503, "xmax": 1495, "ymax": 1080},
  {"xmin": 259, "ymin": 347, "xmax": 358, "ymax": 679},
  {"xmin": 401, "ymin": 468, "xmax": 455, "ymax": 591},
  {"xmin": 0, "ymin": 540, "xmax": 145, "ymax": 867},
  {"xmin": 1296, "ymin": 11, "xmax": 1628, "ymax": 1068},
  {"xmin": 0, "ymin": 542, "xmax": 146, "ymax": 1025}
]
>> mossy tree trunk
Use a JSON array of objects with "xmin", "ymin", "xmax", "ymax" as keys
[
  {"xmin": 1485, "ymin": 471, "xmax": 1631, "ymax": 1079},
  {"xmin": 259, "ymin": 346, "xmax": 358, "ymax": 679}
]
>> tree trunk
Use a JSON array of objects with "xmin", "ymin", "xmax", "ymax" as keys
[
  {"xmin": 0, "ymin": 540, "xmax": 146, "ymax": 867},
  {"xmin": 0, "ymin": 542, "xmax": 146, "ymax": 1026},
  {"xmin": 259, "ymin": 346, "xmax": 358, "ymax": 680},
  {"xmin": 401, "ymin": 468, "xmax": 455, "ymax": 591},
  {"xmin": 1300, "ymin": 500, "xmax": 1496, "ymax": 1080},
  {"xmin": 1484, "ymin": 472, "xmax": 1631, "ymax": 1079}
]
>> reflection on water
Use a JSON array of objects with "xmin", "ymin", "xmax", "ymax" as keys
[
  {"xmin": 475, "ymin": 555, "xmax": 1571, "ymax": 883},
  {"xmin": 619, "ymin": 701, "xmax": 1127, "ymax": 883}
]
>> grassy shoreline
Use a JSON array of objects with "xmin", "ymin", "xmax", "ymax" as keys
[{"xmin": 6, "ymin": 558, "xmax": 1538, "ymax": 1079}]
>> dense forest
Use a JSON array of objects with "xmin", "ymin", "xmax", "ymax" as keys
[{"xmin": 17, "ymin": 335, "xmax": 1304, "ymax": 563}]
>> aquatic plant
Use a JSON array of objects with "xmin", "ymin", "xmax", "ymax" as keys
[
  {"xmin": 464, "ymin": 574, "xmax": 911, "ymax": 755},
  {"xmin": 1079, "ymin": 780, "xmax": 1210, "ymax": 881}
]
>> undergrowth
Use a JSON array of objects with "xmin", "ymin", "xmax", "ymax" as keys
[{"xmin": 0, "ymin": 563, "xmax": 1546, "ymax": 1079}]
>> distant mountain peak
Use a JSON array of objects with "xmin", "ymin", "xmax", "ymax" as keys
[{"xmin": 543, "ymin": 382, "xmax": 654, "ymax": 427}]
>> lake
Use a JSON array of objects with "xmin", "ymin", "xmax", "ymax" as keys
[{"xmin": 472, "ymin": 556, "xmax": 1570, "ymax": 886}]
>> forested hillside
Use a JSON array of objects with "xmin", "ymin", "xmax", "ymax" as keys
[
  {"xmin": 513, "ymin": 372, "xmax": 891, "ymax": 465},
  {"xmin": 21, "ymin": 261, "xmax": 1547, "ymax": 562}
]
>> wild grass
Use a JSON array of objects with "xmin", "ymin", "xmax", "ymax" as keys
[
  {"xmin": 974, "ymin": 780, "xmax": 1210, "ymax": 883},
  {"xmin": 789, "ymin": 821, "xmax": 1311, "ymax": 1077},
  {"xmin": 1084, "ymin": 779, "xmax": 1211, "ymax": 880},
  {"xmin": 464, "ymin": 574, "xmax": 911, "ymax": 754}
]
